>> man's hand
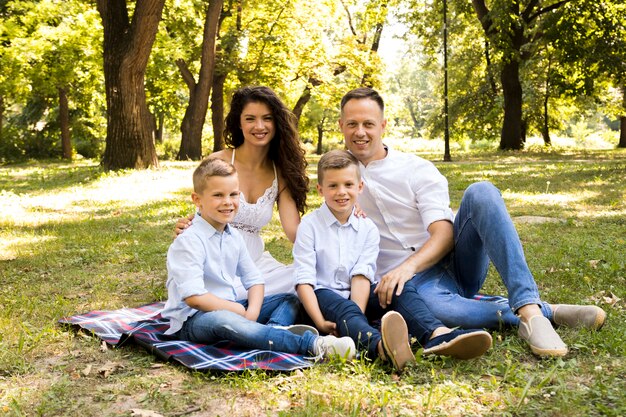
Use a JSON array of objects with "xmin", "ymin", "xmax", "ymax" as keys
[
  {"xmin": 173, "ymin": 213, "xmax": 194, "ymax": 238},
  {"xmin": 374, "ymin": 263, "xmax": 416, "ymax": 308}
]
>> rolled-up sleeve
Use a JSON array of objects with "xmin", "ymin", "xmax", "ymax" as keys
[
  {"xmin": 166, "ymin": 234, "xmax": 209, "ymax": 300},
  {"xmin": 292, "ymin": 219, "xmax": 318, "ymax": 288},
  {"xmin": 413, "ymin": 162, "xmax": 455, "ymax": 229},
  {"xmin": 349, "ymin": 221, "xmax": 379, "ymax": 283}
]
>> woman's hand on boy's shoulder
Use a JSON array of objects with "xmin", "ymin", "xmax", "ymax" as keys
[{"xmin": 172, "ymin": 213, "xmax": 195, "ymax": 239}]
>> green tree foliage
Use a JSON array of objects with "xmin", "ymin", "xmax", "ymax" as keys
[
  {"xmin": 550, "ymin": 0, "xmax": 626, "ymax": 147},
  {"xmin": 0, "ymin": 0, "xmax": 105, "ymax": 161}
]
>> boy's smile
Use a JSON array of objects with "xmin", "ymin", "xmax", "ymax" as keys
[{"xmin": 316, "ymin": 165, "xmax": 363, "ymax": 224}]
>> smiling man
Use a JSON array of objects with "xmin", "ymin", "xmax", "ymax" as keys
[{"xmin": 338, "ymin": 87, "xmax": 607, "ymax": 358}]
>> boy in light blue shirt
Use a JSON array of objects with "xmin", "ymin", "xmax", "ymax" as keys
[
  {"xmin": 294, "ymin": 150, "xmax": 492, "ymax": 370},
  {"xmin": 162, "ymin": 157, "xmax": 355, "ymax": 359}
]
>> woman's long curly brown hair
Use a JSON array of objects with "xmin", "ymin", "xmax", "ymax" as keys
[{"xmin": 224, "ymin": 86, "xmax": 309, "ymax": 215}]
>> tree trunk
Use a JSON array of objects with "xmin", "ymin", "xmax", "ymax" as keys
[
  {"xmin": 98, "ymin": 0, "xmax": 162, "ymax": 170},
  {"xmin": 0, "ymin": 95, "xmax": 4, "ymax": 144},
  {"xmin": 211, "ymin": 72, "xmax": 227, "ymax": 152},
  {"xmin": 542, "ymin": 86, "xmax": 551, "ymax": 146},
  {"xmin": 617, "ymin": 86, "xmax": 626, "ymax": 148},
  {"xmin": 499, "ymin": 60, "xmax": 524, "ymax": 150},
  {"xmin": 316, "ymin": 118, "xmax": 325, "ymax": 155},
  {"xmin": 292, "ymin": 86, "xmax": 312, "ymax": 123},
  {"xmin": 177, "ymin": 0, "xmax": 223, "ymax": 160},
  {"xmin": 97, "ymin": 0, "xmax": 162, "ymax": 170},
  {"xmin": 156, "ymin": 112, "xmax": 164, "ymax": 143},
  {"xmin": 58, "ymin": 86, "xmax": 72, "ymax": 159}
]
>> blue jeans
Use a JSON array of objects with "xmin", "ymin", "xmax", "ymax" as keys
[
  {"xmin": 365, "ymin": 283, "xmax": 444, "ymax": 346},
  {"xmin": 178, "ymin": 294, "xmax": 317, "ymax": 355},
  {"xmin": 410, "ymin": 182, "xmax": 552, "ymax": 329},
  {"xmin": 315, "ymin": 289, "xmax": 381, "ymax": 359}
]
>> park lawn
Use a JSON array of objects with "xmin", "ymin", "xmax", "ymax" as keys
[{"xmin": 0, "ymin": 149, "xmax": 624, "ymax": 416}]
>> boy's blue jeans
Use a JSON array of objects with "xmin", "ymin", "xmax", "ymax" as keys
[
  {"xmin": 409, "ymin": 181, "xmax": 552, "ymax": 329},
  {"xmin": 315, "ymin": 282, "xmax": 445, "ymax": 359},
  {"xmin": 315, "ymin": 289, "xmax": 380, "ymax": 359},
  {"xmin": 178, "ymin": 293, "xmax": 317, "ymax": 355}
]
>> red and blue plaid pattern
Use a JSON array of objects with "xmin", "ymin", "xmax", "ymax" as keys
[{"xmin": 59, "ymin": 302, "xmax": 314, "ymax": 372}]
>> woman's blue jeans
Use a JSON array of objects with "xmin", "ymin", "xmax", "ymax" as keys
[
  {"xmin": 178, "ymin": 293, "xmax": 317, "ymax": 355},
  {"xmin": 409, "ymin": 181, "xmax": 552, "ymax": 329}
]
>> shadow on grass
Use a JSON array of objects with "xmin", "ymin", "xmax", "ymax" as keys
[{"xmin": 0, "ymin": 160, "xmax": 104, "ymax": 195}]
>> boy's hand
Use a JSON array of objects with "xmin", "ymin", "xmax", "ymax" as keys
[
  {"xmin": 244, "ymin": 308, "xmax": 260, "ymax": 322},
  {"xmin": 232, "ymin": 302, "xmax": 246, "ymax": 317},
  {"xmin": 173, "ymin": 213, "xmax": 194, "ymax": 238},
  {"xmin": 318, "ymin": 320, "xmax": 338, "ymax": 337}
]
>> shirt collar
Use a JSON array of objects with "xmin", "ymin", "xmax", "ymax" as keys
[
  {"xmin": 193, "ymin": 212, "xmax": 233, "ymax": 236},
  {"xmin": 319, "ymin": 202, "xmax": 359, "ymax": 230}
]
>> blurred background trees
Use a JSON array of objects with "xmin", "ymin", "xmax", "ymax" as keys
[{"xmin": 0, "ymin": 0, "xmax": 624, "ymax": 167}]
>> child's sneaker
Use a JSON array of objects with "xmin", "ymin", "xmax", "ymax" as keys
[
  {"xmin": 422, "ymin": 329, "xmax": 492, "ymax": 359},
  {"xmin": 275, "ymin": 324, "xmax": 319, "ymax": 337},
  {"xmin": 314, "ymin": 335, "xmax": 356, "ymax": 360}
]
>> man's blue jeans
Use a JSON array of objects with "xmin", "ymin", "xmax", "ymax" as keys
[
  {"xmin": 409, "ymin": 181, "xmax": 552, "ymax": 329},
  {"xmin": 178, "ymin": 293, "xmax": 317, "ymax": 355}
]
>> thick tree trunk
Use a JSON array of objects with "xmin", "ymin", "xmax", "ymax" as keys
[
  {"xmin": 59, "ymin": 87, "xmax": 72, "ymax": 159},
  {"xmin": 499, "ymin": 60, "xmax": 524, "ymax": 150},
  {"xmin": 617, "ymin": 86, "xmax": 626, "ymax": 148},
  {"xmin": 177, "ymin": 0, "xmax": 223, "ymax": 160},
  {"xmin": 211, "ymin": 72, "xmax": 226, "ymax": 152},
  {"xmin": 98, "ymin": 0, "xmax": 163, "ymax": 170}
]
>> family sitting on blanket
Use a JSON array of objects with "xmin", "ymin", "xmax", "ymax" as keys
[{"xmin": 173, "ymin": 86, "xmax": 606, "ymax": 365}]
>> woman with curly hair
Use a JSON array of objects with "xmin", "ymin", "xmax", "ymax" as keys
[{"xmin": 176, "ymin": 86, "xmax": 309, "ymax": 298}]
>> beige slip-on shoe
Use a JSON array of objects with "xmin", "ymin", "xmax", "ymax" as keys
[
  {"xmin": 518, "ymin": 315, "xmax": 568, "ymax": 357},
  {"xmin": 552, "ymin": 304, "xmax": 606, "ymax": 330},
  {"xmin": 380, "ymin": 311, "xmax": 416, "ymax": 371}
]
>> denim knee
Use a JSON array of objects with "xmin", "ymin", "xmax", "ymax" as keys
[{"xmin": 465, "ymin": 181, "xmax": 501, "ymax": 202}]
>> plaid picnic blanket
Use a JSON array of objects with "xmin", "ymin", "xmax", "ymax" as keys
[
  {"xmin": 59, "ymin": 295, "xmax": 509, "ymax": 372},
  {"xmin": 58, "ymin": 302, "xmax": 314, "ymax": 372}
]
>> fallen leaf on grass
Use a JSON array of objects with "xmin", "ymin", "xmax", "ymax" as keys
[
  {"xmin": 130, "ymin": 409, "xmax": 164, "ymax": 417},
  {"xmin": 97, "ymin": 361, "xmax": 124, "ymax": 378},
  {"xmin": 590, "ymin": 290, "xmax": 622, "ymax": 308},
  {"xmin": 82, "ymin": 364, "xmax": 92, "ymax": 376},
  {"xmin": 588, "ymin": 259, "xmax": 601, "ymax": 268}
]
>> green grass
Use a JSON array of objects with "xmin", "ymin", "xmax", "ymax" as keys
[{"xmin": 1, "ymin": 149, "xmax": 625, "ymax": 416}]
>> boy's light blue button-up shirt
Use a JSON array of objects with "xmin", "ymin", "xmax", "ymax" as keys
[
  {"xmin": 162, "ymin": 213, "xmax": 264, "ymax": 335},
  {"xmin": 293, "ymin": 203, "xmax": 379, "ymax": 298}
]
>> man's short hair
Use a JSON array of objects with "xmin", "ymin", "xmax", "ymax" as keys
[
  {"xmin": 193, "ymin": 158, "xmax": 236, "ymax": 193},
  {"xmin": 340, "ymin": 87, "xmax": 385, "ymax": 114},
  {"xmin": 318, "ymin": 149, "xmax": 360, "ymax": 185}
]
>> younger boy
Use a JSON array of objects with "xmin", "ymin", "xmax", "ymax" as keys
[
  {"xmin": 294, "ymin": 150, "xmax": 492, "ymax": 370},
  {"xmin": 162, "ymin": 158, "xmax": 355, "ymax": 359}
]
